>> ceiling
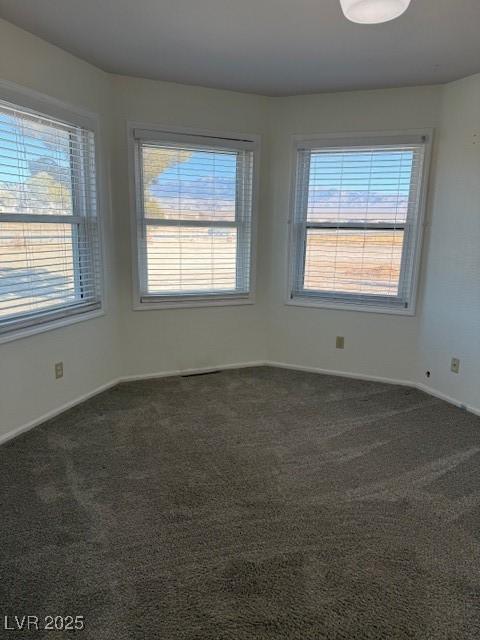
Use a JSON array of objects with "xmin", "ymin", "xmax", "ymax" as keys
[{"xmin": 0, "ymin": 0, "xmax": 479, "ymax": 96}]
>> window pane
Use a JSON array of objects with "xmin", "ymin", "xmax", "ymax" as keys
[
  {"xmin": 137, "ymin": 136, "xmax": 254, "ymax": 300},
  {"xmin": 0, "ymin": 222, "xmax": 78, "ymax": 319},
  {"xmin": 306, "ymin": 149, "xmax": 415, "ymax": 225},
  {"xmin": 291, "ymin": 140, "xmax": 428, "ymax": 309},
  {"xmin": 0, "ymin": 107, "xmax": 74, "ymax": 217},
  {"xmin": 304, "ymin": 228, "xmax": 404, "ymax": 297},
  {"xmin": 142, "ymin": 146, "xmax": 237, "ymax": 222},
  {"xmin": 0, "ymin": 99, "xmax": 101, "ymax": 335},
  {"xmin": 145, "ymin": 225, "xmax": 237, "ymax": 293}
]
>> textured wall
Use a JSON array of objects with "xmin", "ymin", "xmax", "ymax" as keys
[
  {"xmin": 110, "ymin": 76, "xmax": 270, "ymax": 377},
  {"xmin": 0, "ymin": 19, "xmax": 120, "ymax": 437},
  {"xmin": 416, "ymin": 74, "xmax": 480, "ymax": 412},
  {"xmin": 265, "ymin": 87, "xmax": 442, "ymax": 382}
]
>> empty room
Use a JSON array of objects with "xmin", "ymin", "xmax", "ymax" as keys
[{"xmin": 0, "ymin": 0, "xmax": 479, "ymax": 637}]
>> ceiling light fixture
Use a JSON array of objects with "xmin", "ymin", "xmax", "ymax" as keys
[{"xmin": 339, "ymin": 0, "xmax": 411, "ymax": 24}]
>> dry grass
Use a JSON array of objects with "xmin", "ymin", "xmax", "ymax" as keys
[
  {"xmin": 0, "ymin": 222, "xmax": 75, "ymax": 317},
  {"xmin": 1, "ymin": 227, "xmax": 404, "ymax": 312},
  {"xmin": 146, "ymin": 227, "xmax": 237, "ymax": 292},
  {"xmin": 304, "ymin": 230, "xmax": 403, "ymax": 296}
]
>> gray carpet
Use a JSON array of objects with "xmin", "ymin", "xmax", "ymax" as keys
[{"xmin": 1, "ymin": 366, "xmax": 480, "ymax": 639}]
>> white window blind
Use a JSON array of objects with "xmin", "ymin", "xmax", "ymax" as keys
[
  {"xmin": 133, "ymin": 130, "xmax": 256, "ymax": 304},
  {"xmin": 290, "ymin": 135, "xmax": 429, "ymax": 312},
  {"xmin": 0, "ymin": 99, "xmax": 101, "ymax": 335}
]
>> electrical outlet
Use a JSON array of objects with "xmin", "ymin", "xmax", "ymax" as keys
[
  {"xmin": 451, "ymin": 358, "xmax": 460, "ymax": 374},
  {"xmin": 336, "ymin": 336, "xmax": 345, "ymax": 349},
  {"xmin": 54, "ymin": 362, "xmax": 64, "ymax": 379}
]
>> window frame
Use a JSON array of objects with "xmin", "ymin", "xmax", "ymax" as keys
[
  {"xmin": 286, "ymin": 130, "xmax": 433, "ymax": 316},
  {"xmin": 0, "ymin": 80, "xmax": 106, "ymax": 344},
  {"xmin": 128, "ymin": 123, "xmax": 260, "ymax": 310}
]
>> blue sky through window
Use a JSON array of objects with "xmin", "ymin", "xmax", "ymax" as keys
[
  {"xmin": 145, "ymin": 148, "xmax": 237, "ymax": 221},
  {"xmin": 0, "ymin": 112, "xmax": 71, "ymax": 186},
  {"xmin": 307, "ymin": 149, "xmax": 414, "ymax": 223},
  {"xmin": 152, "ymin": 150, "xmax": 237, "ymax": 199}
]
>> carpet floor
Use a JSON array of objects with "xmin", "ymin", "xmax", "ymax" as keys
[{"xmin": 1, "ymin": 366, "xmax": 480, "ymax": 639}]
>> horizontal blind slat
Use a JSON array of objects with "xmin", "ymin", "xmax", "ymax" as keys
[
  {"xmin": 292, "ymin": 141, "xmax": 426, "ymax": 308},
  {"xmin": 137, "ymin": 139, "xmax": 254, "ymax": 298},
  {"xmin": 0, "ymin": 98, "xmax": 102, "ymax": 331}
]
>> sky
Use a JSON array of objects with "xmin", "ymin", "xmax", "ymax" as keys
[
  {"xmin": 0, "ymin": 110, "xmax": 71, "ymax": 187},
  {"xmin": 0, "ymin": 107, "xmax": 416, "ymax": 225},
  {"xmin": 148, "ymin": 147, "xmax": 415, "ymax": 223},
  {"xmin": 151, "ymin": 150, "xmax": 237, "ymax": 197}
]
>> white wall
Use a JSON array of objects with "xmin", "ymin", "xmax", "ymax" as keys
[
  {"xmin": 265, "ymin": 87, "xmax": 442, "ymax": 382},
  {"xmin": 0, "ymin": 18, "xmax": 478, "ymax": 439},
  {"xmin": 0, "ymin": 19, "xmax": 120, "ymax": 438},
  {"xmin": 110, "ymin": 76, "xmax": 270, "ymax": 377},
  {"xmin": 416, "ymin": 74, "xmax": 480, "ymax": 413}
]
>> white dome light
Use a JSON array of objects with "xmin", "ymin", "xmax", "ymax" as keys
[{"xmin": 339, "ymin": 0, "xmax": 411, "ymax": 24}]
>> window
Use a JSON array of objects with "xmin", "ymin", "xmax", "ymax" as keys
[
  {"xmin": 289, "ymin": 133, "xmax": 431, "ymax": 314},
  {"xmin": 132, "ymin": 129, "xmax": 257, "ymax": 307},
  {"xmin": 0, "ymin": 97, "xmax": 102, "ymax": 338}
]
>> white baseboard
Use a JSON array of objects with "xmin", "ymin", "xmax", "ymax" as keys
[
  {"xmin": 0, "ymin": 378, "xmax": 121, "ymax": 447},
  {"xmin": 267, "ymin": 360, "xmax": 412, "ymax": 388},
  {"xmin": 121, "ymin": 361, "xmax": 266, "ymax": 382},
  {"xmin": 268, "ymin": 361, "xmax": 480, "ymax": 417},
  {"xmin": 415, "ymin": 381, "xmax": 480, "ymax": 417},
  {"xmin": 0, "ymin": 361, "xmax": 264, "ymax": 446},
  {"xmin": 2, "ymin": 360, "xmax": 478, "ymax": 447}
]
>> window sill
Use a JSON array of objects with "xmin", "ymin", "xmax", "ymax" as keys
[
  {"xmin": 286, "ymin": 297, "xmax": 415, "ymax": 316},
  {"xmin": 133, "ymin": 294, "xmax": 255, "ymax": 311},
  {"xmin": 0, "ymin": 307, "xmax": 105, "ymax": 345}
]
